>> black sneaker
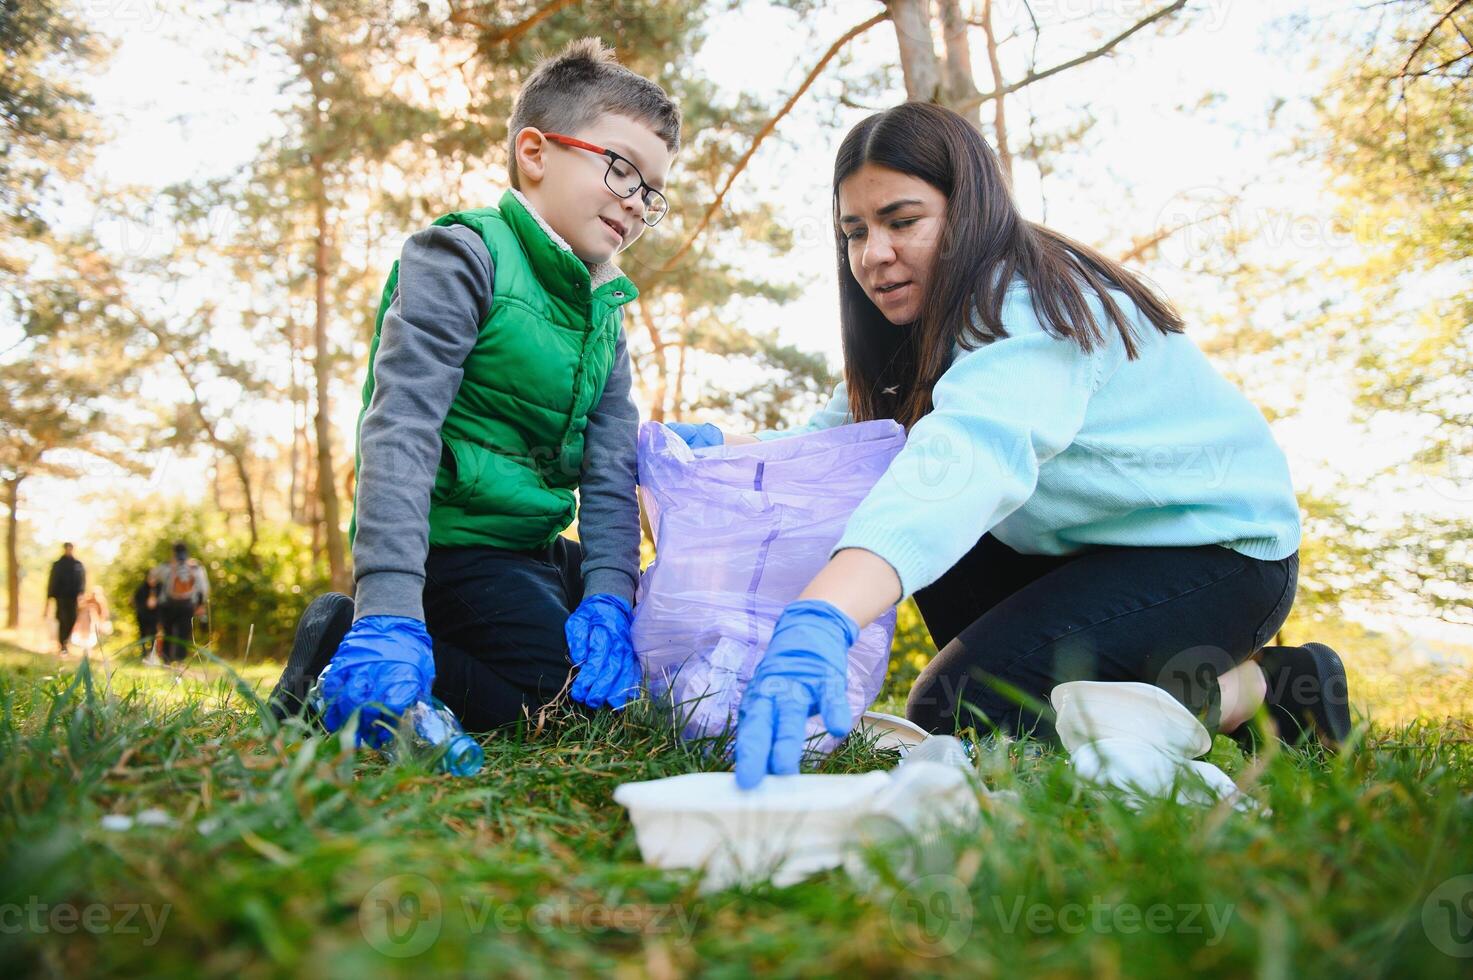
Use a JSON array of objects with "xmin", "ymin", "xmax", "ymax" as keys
[
  {"xmin": 1258, "ymin": 642, "xmax": 1352, "ymax": 750},
  {"xmin": 268, "ymin": 592, "xmax": 355, "ymax": 722}
]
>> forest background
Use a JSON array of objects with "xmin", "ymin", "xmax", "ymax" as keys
[{"xmin": 4, "ymin": 0, "xmax": 1470, "ymax": 717}]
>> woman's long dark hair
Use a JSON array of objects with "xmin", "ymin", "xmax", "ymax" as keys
[{"xmin": 834, "ymin": 102, "xmax": 1184, "ymax": 428}]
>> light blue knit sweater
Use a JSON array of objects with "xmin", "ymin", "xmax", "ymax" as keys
[{"xmin": 759, "ymin": 279, "xmax": 1302, "ymax": 599}]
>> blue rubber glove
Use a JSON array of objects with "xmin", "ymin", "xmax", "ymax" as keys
[
  {"xmin": 666, "ymin": 422, "xmax": 723, "ymax": 448},
  {"xmin": 316, "ymin": 615, "xmax": 436, "ymax": 749},
  {"xmin": 734, "ymin": 599, "xmax": 859, "ymax": 790},
  {"xmin": 565, "ymin": 594, "xmax": 642, "ymax": 709}
]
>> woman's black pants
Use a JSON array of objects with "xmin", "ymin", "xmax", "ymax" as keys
[{"xmin": 906, "ymin": 533, "xmax": 1299, "ymax": 737}]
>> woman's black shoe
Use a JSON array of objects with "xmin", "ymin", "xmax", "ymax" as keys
[
  {"xmin": 268, "ymin": 592, "xmax": 355, "ymax": 722},
  {"xmin": 1258, "ymin": 642, "xmax": 1352, "ymax": 750}
]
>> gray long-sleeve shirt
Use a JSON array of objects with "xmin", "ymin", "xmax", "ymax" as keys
[{"xmin": 352, "ymin": 222, "xmax": 642, "ymax": 622}]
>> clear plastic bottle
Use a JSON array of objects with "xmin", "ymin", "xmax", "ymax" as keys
[
  {"xmin": 309, "ymin": 678, "xmax": 483, "ymax": 777},
  {"xmin": 382, "ymin": 698, "xmax": 485, "ymax": 777}
]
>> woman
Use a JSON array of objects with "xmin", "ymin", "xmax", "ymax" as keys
[{"xmin": 671, "ymin": 103, "xmax": 1350, "ymax": 789}]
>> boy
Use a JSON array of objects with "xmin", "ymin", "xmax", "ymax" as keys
[{"xmin": 268, "ymin": 39, "xmax": 679, "ymax": 736}]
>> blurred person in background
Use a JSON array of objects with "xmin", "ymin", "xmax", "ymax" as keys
[
  {"xmin": 154, "ymin": 541, "xmax": 210, "ymax": 664},
  {"xmin": 44, "ymin": 543, "xmax": 86, "ymax": 656}
]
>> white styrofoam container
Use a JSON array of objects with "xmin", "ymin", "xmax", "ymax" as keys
[{"xmin": 613, "ymin": 739, "xmax": 980, "ymax": 890}]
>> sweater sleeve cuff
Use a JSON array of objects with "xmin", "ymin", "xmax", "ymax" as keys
[
  {"xmin": 831, "ymin": 521, "xmax": 935, "ymax": 602},
  {"xmin": 353, "ymin": 571, "xmax": 426, "ymax": 622},
  {"xmin": 582, "ymin": 567, "xmax": 637, "ymax": 606}
]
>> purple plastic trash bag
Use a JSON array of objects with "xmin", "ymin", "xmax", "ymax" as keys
[{"xmin": 632, "ymin": 420, "xmax": 907, "ymax": 749}]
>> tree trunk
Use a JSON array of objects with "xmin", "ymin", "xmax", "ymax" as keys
[
  {"xmin": 227, "ymin": 445, "xmax": 260, "ymax": 549},
  {"xmin": 311, "ymin": 156, "xmax": 350, "ymax": 594},
  {"xmin": 672, "ymin": 338, "xmax": 689, "ymax": 420},
  {"xmin": 287, "ymin": 311, "xmax": 303, "ymax": 525},
  {"xmin": 4, "ymin": 474, "xmax": 21, "ymax": 630},
  {"xmin": 343, "ymin": 460, "xmax": 356, "ymax": 523},
  {"xmin": 626, "ymin": 344, "xmax": 651, "ymax": 408},
  {"xmin": 305, "ymin": 9, "xmax": 349, "ymax": 594},
  {"xmin": 212, "ymin": 453, "xmax": 226, "ymax": 517},
  {"xmin": 978, "ymin": 0, "xmax": 1014, "ymax": 184},
  {"xmin": 887, "ymin": 0, "xmax": 942, "ymax": 102},
  {"xmin": 307, "ymin": 449, "xmax": 322, "ymax": 567},
  {"xmin": 937, "ymin": 0, "xmax": 982, "ymax": 128},
  {"xmin": 632, "ymin": 300, "xmax": 670, "ymax": 422}
]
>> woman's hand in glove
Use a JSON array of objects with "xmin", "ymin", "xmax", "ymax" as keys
[{"xmin": 734, "ymin": 599, "xmax": 859, "ymax": 789}]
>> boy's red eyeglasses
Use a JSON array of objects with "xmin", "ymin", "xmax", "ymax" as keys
[{"xmin": 542, "ymin": 133, "xmax": 669, "ymax": 227}]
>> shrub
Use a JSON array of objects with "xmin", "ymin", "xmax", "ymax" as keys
[{"xmin": 102, "ymin": 502, "xmax": 329, "ymax": 662}]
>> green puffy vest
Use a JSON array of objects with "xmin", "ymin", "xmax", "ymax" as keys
[{"xmin": 349, "ymin": 189, "xmax": 638, "ymax": 552}]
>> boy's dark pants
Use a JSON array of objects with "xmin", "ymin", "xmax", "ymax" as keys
[{"xmin": 423, "ymin": 536, "xmax": 585, "ymax": 733}]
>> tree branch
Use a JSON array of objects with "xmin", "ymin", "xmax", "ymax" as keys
[
  {"xmin": 656, "ymin": 10, "xmax": 890, "ymax": 274},
  {"xmin": 1403, "ymin": 46, "xmax": 1473, "ymax": 77},
  {"xmin": 448, "ymin": 0, "xmax": 582, "ymax": 44},
  {"xmin": 979, "ymin": 0, "xmax": 1012, "ymax": 179},
  {"xmin": 1114, "ymin": 197, "xmax": 1237, "ymax": 265},
  {"xmin": 1399, "ymin": 0, "xmax": 1470, "ymax": 76},
  {"xmin": 955, "ymin": 0, "xmax": 1189, "ymax": 116},
  {"xmin": 131, "ymin": 310, "xmax": 261, "ymax": 548}
]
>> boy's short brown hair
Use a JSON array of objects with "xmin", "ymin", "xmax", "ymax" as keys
[{"xmin": 507, "ymin": 37, "xmax": 682, "ymax": 189}]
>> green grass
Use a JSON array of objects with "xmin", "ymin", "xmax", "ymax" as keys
[{"xmin": 1, "ymin": 636, "xmax": 1471, "ymax": 977}]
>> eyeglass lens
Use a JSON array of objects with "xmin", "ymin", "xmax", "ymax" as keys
[{"xmin": 605, "ymin": 157, "xmax": 667, "ymax": 226}]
